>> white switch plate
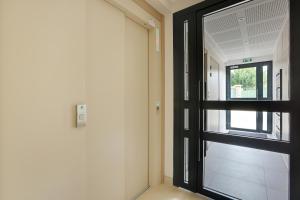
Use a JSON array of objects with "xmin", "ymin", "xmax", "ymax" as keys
[{"xmin": 76, "ymin": 104, "xmax": 87, "ymax": 127}]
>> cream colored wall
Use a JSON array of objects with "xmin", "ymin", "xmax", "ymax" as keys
[
  {"xmin": 172, "ymin": 0, "xmax": 205, "ymax": 12},
  {"xmin": 0, "ymin": 0, "xmax": 162, "ymax": 200},
  {"xmin": 88, "ymin": 0, "xmax": 162, "ymax": 199},
  {"xmin": 125, "ymin": 17, "xmax": 149, "ymax": 199},
  {"xmin": 164, "ymin": 13, "xmax": 174, "ymax": 179},
  {"xmin": 86, "ymin": 0, "xmax": 126, "ymax": 199},
  {"xmin": 148, "ymin": 24, "xmax": 163, "ymax": 187},
  {"xmin": 0, "ymin": 0, "xmax": 87, "ymax": 200}
]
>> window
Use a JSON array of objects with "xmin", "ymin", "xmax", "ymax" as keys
[
  {"xmin": 226, "ymin": 62, "xmax": 272, "ymax": 100},
  {"xmin": 226, "ymin": 62, "xmax": 273, "ymax": 133},
  {"xmin": 230, "ymin": 67, "xmax": 257, "ymax": 99}
]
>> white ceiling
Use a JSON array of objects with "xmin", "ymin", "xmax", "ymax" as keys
[
  {"xmin": 146, "ymin": 0, "xmax": 203, "ymax": 14},
  {"xmin": 204, "ymin": 0, "xmax": 289, "ymax": 62}
]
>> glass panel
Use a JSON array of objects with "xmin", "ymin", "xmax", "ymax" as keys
[
  {"xmin": 204, "ymin": 142, "xmax": 289, "ymax": 200},
  {"xmin": 184, "ymin": 137, "xmax": 189, "ymax": 183},
  {"xmin": 205, "ymin": 110, "xmax": 290, "ymax": 141},
  {"xmin": 184, "ymin": 108, "xmax": 189, "ymax": 130},
  {"xmin": 184, "ymin": 20, "xmax": 189, "ymax": 101},
  {"xmin": 203, "ymin": 0, "xmax": 290, "ymax": 101},
  {"xmin": 231, "ymin": 110, "xmax": 257, "ymax": 130},
  {"xmin": 263, "ymin": 65, "xmax": 268, "ymax": 98},
  {"xmin": 276, "ymin": 69, "xmax": 283, "ymax": 100},
  {"xmin": 230, "ymin": 67, "xmax": 257, "ymax": 98},
  {"xmin": 274, "ymin": 112, "xmax": 290, "ymax": 141},
  {"xmin": 263, "ymin": 111, "xmax": 268, "ymax": 131}
]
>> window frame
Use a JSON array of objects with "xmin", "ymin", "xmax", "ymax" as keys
[
  {"xmin": 226, "ymin": 61, "xmax": 273, "ymax": 101},
  {"xmin": 225, "ymin": 61, "xmax": 273, "ymax": 133}
]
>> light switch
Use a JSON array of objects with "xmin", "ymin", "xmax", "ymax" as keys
[{"xmin": 76, "ymin": 104, "xmax": 87, "ymax": 127}]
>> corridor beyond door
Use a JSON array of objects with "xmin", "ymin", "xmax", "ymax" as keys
[{"xmin": 125, "ymin": 18, "xmax": 149, "ymax": 200}]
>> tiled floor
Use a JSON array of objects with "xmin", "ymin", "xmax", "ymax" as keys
[
  {"xmin": 204, "ymin": 142, "xmax": 289, "ymax": 200},
  {"xmin": 137, "ymin": 184, "xmax": 210, "ymax": 200},
  {"xmin": 139, "ymin": 143, "xmax": 289, "ymax": 200}
]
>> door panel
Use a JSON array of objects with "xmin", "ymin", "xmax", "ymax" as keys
[
  {"xmin": 173, "ymin": 0, "xmax": 300, "ymax": 199},
  {"xmin": 125, "ymin": 18, "xmax": 149, "ymax": 200}
]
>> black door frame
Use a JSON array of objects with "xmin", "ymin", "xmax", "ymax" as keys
[
  {"xmin": 226, "ymin": 61, "xmax": 273, "ymax": 133},
  {"xmin": 173, "ymin": 0, "xmax": 300, "ymax": 199}
]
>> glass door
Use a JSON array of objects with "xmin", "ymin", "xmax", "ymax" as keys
[
  {"xmin": 173, "ymin": 0, "xmax": 300, "ymax": 200},
  {"xmin": 198, "ymin": 0, "xmax": 292, "ymax": 199}
]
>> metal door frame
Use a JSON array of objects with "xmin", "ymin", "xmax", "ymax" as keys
[{"xmin": 173, "ymin": 0, "xmax": 300, "ymax": 199}]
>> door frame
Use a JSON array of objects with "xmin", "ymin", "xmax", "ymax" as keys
[
  {"xmin": 106, "ymin": 0, "xmax": 165, "ymax": 187},
  {"xmin": 173, "ymin": 0, "xmax": 300, "ymax": 199},
  {"xmin": 226, "ymin": 61, "xmax": 273, "ymax": 133}
]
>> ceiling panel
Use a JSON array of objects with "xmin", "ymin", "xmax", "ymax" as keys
[
  {"xmin": 205, "ymin": 13, "xmax": 239, "ymax": 34},
  {"xmin": 212, "ymin": 29, "xmax": 242, "ymax": 43},
  {"xmin": 249, "ymin": 32, "xmax": 279, "ymax": 44},
  {"xmin": 245, "ymin": 0, "xmax": 288, "ymax": 24},
  {"xmin": 204, "ymin": 0, "xmax": 289, "ymax": 62},
  {"xmin": 218, "ymin": 40, "xmax": 244, "ymax": 50},
  {"xmin": 247, "ymin": 17, "xmax": 285, "ymax": 37},
  {"xmin": 225, "ymin": 47, "xmax": 245, "ymax": 55}
]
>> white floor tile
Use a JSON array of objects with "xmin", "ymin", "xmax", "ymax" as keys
[{"xmin": 204, "ymin": 143, "xmax": 289, "ymax": 200}]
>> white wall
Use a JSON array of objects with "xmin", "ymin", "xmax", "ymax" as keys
[
  {"xmin": 272, "ymin": 17, "xmax": 290, "ymax": 168},
  {"xmin": 204, "ymin": 45, "xmax": 226, "ymax": 133},
  {"xmin": 273, "ymin": 18, "xmax": 290, "ymax": 142},
  {"xmin": 273, "ymin": 19, "xmax": 290, "ymax": 101},
  {"xmin": 204, "ymin": 39, "xmax": 228, "ymax": 132},
  {"xmin": 226, "ymin": 55, "xmax": 273, "ymax": 67}
]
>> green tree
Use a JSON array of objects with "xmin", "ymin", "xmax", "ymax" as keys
[{"xmin": 231, "ymin": 68, "xmax": 256, "ymax": 89}]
